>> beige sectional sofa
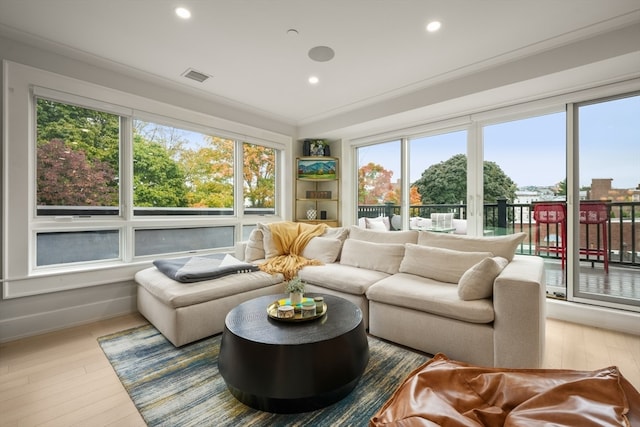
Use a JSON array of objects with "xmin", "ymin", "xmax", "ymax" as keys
[{"xmin": 135, "ymin": 224, "xmax": 546, "ymax": 368}]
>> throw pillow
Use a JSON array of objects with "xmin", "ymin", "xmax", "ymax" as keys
[
  {"xmin": 365, "ymin": 216, "xmax": 390, "ymax": 231},
  {"xmin": 321, "ymin": 226, "xmax": 349, "ymax": 243},
  {"xmin": 257, "ymin": 223, "xmax": 281, "ymax": 259},
  {"xmin": 321, "ymin": 226, "xmax": 349, "ymax": 260},
  {"xmin": 302, "ymin": 237, "xmax": 343, "ymax": 263},
  {"xmin": 417, "ymin": 232, "xmax": 526, "ymax": 261},
  {"xmin": 340, "ymin": 239, "xmax": 406, "ymax": 274},
  {"xmin": 349, "ymin": 225, "xmax": 418, "ymax": 244},
  {"xmin": 399, "ymin": 244, "xmax": 493, "ymax": 283},
  {"xmin": 244, "ymin": 228, "xmax": 265, "ymax": 262},
  {"xmin": 458, "ymin": 256, "xmax": 509, "ymax": 300}
]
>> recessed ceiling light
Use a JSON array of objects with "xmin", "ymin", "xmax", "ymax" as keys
[
  {"xmin": 175, "ymin": 7, "xmax": 191, "ymax": 19},
  {"xmin": 308, "ymin": 76, "xmax": 319, "ymax": 85},
  {"xmin": 426, "ymin": 21, "xmax": 441, "ymax": 32},
  {"xmin": 287, "ymin": 29, "xmax": 299, "ymax": 36}
]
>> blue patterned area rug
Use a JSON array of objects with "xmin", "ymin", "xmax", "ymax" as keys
[{"xmin": 98, "ymin": 324, "xmax": 429, "ymax": 427}]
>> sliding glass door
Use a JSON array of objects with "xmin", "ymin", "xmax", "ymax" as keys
[
  {"xmin": 482, "ymin": 111, "xmax": 567, "ymax": 296},
  {"xmin": 351, "ymin": 89, "xmax": 639, "ymax": 313},
  {"xmin": 573, "ymin": 93, "xmax": 640, "ymax": 308}
]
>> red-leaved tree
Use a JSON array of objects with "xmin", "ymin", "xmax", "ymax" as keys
[{"xmin": 37, "ymin": 139, "xmax": 118, "ymax": 206}]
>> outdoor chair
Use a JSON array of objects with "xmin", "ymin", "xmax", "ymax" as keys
[
  {"xmin": 579, "ymin": 201, "xmax": 610, "ymax": 273},
  {"xmin": 533, "ymin": 202, "xmax": 567, "ymax": 270}
]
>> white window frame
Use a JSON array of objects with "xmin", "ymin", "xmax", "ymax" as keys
[{"xmin": 2, "ymin": 60, "xmax": 290, "ymax": 298}]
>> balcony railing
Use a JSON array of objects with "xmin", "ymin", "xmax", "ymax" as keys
[{"xmin": 358, "ymin": 200, "xmax": 640, "ymax": 268}]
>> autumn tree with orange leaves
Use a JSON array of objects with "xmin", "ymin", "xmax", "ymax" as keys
[
  {"xmin": 358, "ymin": 162, "xmax": 422, "ymax": 205},
  {"xmin": 243, "ymin": 143, "xmax": 275, "ymax": 208},
  {"xmin": 178, "ymin": 136, "xmax": 234, "ymax": 207},
  {"xmin": 359, "ymin": 162, "xmax": 394, "ymax": 204}
]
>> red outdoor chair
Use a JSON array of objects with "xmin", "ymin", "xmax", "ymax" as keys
[
  {"xmin": 579, "ymin": 201, "xmax": 609, "ymax": 273},
  {"xmin": 533, "ymin": 202, "xmax": 567, "ymax": 270}
]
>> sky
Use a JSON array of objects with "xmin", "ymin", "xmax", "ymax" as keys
[{"xmin": 358, "ymin": 95, "xmax": 639, "ymax": 190}]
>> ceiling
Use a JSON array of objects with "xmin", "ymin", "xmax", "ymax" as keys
[{"xmin": 1, "ymin": 0, "xmax": 640, "ymax": 127}]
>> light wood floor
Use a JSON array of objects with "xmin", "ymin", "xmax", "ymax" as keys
[{"xmin": 1, "ymin": 313, "xmax": 639, "ymax": 427}]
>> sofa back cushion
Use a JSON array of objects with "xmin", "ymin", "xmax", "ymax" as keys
[
  {"xmin": 349, "ymin": 225, "xmax": 418, "ymax": 244},
  {"xmin": 321, "ymin": 226, "xmax": 350, "ymax": 242},
  {"xmin": 340, "ymin": 239, "xmax": 406, "ymax": 274},
  {"xmin": 458, "ymin": 256, "xmax": 509, "ymax": 300},
  {"xmin": 399, "ymin": 244, "xmax": 493, "ymax": 283},
  {"xmin": 365, "ymin": 216, "xmax": 390, "ymax": 230},
  {"xmin": 244, "ymin": 228, "xmax": 266, "ymax": 262},
  {"xmin": 301, "ymin": 237, "xmax": 343, "ymax": 263},
  {"xmin": 417, "ymin": 232, "xmax": 525, "ymax": 261}
]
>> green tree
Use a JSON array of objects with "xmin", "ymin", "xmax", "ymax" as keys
[
  {"xmin": 413, "ymin": 154, "xmax": 517, "ymax": 204},
  {"xmin": 37, "ymin": 99, "xmax": 120, "ymax": 170},
  {"xmin": 133, "ymin": 137, "xmax": 188, "ymax": 207},
  {"xmin": 557, "ymin": 179, "xmax": 567, "ymax": 195}
]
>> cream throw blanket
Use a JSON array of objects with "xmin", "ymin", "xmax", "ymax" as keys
[{"xmin": 259, "ymin": 222, "xmax": 328, "ymax": 280}]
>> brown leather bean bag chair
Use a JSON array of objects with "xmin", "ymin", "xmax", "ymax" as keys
[{"xmin": 371, "ymin": 353, "xmax": 640, "ymax": 426}]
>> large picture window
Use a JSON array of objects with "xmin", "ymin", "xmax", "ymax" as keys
[{"xmin": 3, "ymin": 61, "xmax": 288, "ymax": 295}]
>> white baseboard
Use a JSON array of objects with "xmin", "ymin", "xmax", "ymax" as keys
[
  {"xmin": 0, "ymin": 295, "xmax": 137, "ymax": 343},
  {"xmin": 546, "ymin": 299, "xmax": 640, "ymax": 336}
]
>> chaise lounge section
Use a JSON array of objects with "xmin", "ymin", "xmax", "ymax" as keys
[{"xmin": 136, "ymin": 268, "xmax": 284, "ymax": 347}]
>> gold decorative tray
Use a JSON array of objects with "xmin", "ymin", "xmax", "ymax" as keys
[{"xmin": 267, "ymin": 298, "xmax": 327, "ymax": 323}]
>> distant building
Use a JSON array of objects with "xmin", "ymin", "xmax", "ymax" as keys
[{"xmin": 587, "ymin": 178, "xmax": 640, "ymax": 202}]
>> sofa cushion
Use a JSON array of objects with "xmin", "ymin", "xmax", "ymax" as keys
[
  {"xmin": 298, "ymin": 263, "xmax": 391, "ymax": 295},
  {"xmin": 418, "ymin": 231, "xmax": 526, "ymax": 261},
  {"xmin": 366, "ymin": 273, "xmax": 495, "ymax": 323},
  {"xmin": 135, "ymin": 267, "xmax": 284, "ymax": 309},
  {"xmin": 320, "ymin": 226, "xmax": 349, "ymax": 260},
  {"xmin": 322, "ymin": 226, "xmax": 349, "ymax": 241},
  {"xmin": 244, "ymin": 228, "xmax": 266, "ymax": 262},
  {"xmin": 349, "ymin": 225, "xmax": 418, "ymax": 244},
  {"xmin": 365, "ymin": 216, "xmax": 390, "ymax": 230},
  {"xmin": 301, "ymin": 237, "xmax": 343, "ymax": 263},
  {"xmin": 458, "ymin": 256, "xmax": 509, "ymax": 300},
  {"xmin": 340, "ymin": 239, "xmax": 406, "ymax": 274},
  {"xmin": 399, "ymin": 244, "xmax": 493, "ymax": 284},
  {"xmin": 257, "ymin": 223, "xmax": 281, "ymax": 259}
]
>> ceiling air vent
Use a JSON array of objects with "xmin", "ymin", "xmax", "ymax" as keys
[{"xmin": 182, "ymin": 68, "xmax": 211, "ymax": 83}]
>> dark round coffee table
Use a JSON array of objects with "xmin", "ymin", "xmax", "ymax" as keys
[{"xmin": 218, "ymin": 294, "xmax": 369, "ymax": 413}]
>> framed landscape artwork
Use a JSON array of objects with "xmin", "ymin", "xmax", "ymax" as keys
[{"xmin": 297, "ymin": 158, "xmax": 338, "ymax": 180}]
